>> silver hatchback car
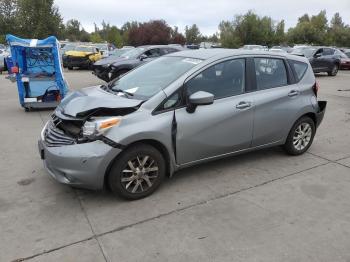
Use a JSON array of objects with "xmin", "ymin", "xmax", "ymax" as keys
[{"xmin": 38, "ymin": 49, "xmax": 326, "ymax": 199}]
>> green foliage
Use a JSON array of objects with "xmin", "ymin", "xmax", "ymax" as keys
[
  {"xmin": 185, "ymin": 24, "xmax": 201, "ymax": 44},
  {"xmin": 1, "ymin": 3, "xmax": 350, "ymax": 48}
]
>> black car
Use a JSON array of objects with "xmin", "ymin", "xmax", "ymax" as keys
[
  {"xmin": 292, "ymin": 46, "xmax": 341, "ymax": 76},
  {"xmin": 92, "ymin": 45, "xmax": 183, "ymax": 82}
]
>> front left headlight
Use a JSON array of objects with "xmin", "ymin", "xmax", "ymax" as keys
[{"xmin": 82, "ymin": 117, "xmax": 121, "ymax": 137}]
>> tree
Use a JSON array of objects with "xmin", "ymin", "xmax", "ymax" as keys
[
  {"xmin": 185, "ymin": 24, "xmax": 201, "ymax": 44},
  {"xmin": 0, "ymin": 0, "xmax": 18, "ymax": 42},
  {"xmin": 128, "ymin": 20, "xmax": 171, "ymax": 46},
  {"xmin": 275, "ymin": 20, "xmax": 285, "ymax": 44},
  {"xmin": 16, "ymin": 0, "xmax": 63, "ymax": 39},
  {"xmin": 170, "ymin": 26, "xmax": 186, "ymax": 45},
  {"xmin": 64, "ymin": 19, "xmax": 81, "ymax": 41}
]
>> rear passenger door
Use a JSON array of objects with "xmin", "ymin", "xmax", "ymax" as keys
[{"xmin": 251, "ymin": 57, "xmax": 302, "ymax": 147}]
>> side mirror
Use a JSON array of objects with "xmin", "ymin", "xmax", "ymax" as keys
[
  {"xmin": 139, "ymin": 54, "xmax": 148, "ymax": 61},
  {"xmin": 314, "ymin": 53, "xmax": 322, "ymax": 58},
  {"xmin": 187, "ymin": 91, "xmax": 214, "ymax": 113}
]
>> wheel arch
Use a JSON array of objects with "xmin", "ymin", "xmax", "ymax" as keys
[{"xmin": 103, "ymin": 139, "xmax": 174, "ymax": 190}]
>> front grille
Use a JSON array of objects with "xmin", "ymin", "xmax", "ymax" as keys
[{"xmin": 44, "ymin": 118, "xmax": 76, "ymax": 147}]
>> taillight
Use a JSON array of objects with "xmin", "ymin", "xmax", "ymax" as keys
[{"xmin": 313, "ymin": 81, "xmax": 320, "ymax": 96}]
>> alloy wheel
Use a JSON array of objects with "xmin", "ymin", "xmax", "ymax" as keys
[
  {"xmin": 121, "ymin": 155, "xmax": 159, "ymax": 194},
  {"xmin": 293, "ymin": 123, "xmax": 312, "ymax": 151}
]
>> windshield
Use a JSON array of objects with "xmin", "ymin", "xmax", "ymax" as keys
[
  {"xmin": 109, "ymin": 56, "xmax": 202, "ymax": 100},
  {"xmin": 121, "ymin": 47, "xmax": 145, "ymax": 58},
  {"xmin": 293, "ymin": 47, "xmax": 316, "ymax": 57},
  {"xmin": 75, "ymin": 46, "xmax": 94, "ymax": 53}
]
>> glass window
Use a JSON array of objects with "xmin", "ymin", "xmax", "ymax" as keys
[
  {"xmin": 186, "ymin": 59, "xmax": 245, "ymax": 99},
  {"xmin": 110, "ymin": 57, "xmax": 202, "ymax": 100},
  {"xmin": 322, "ymin": 48, "xmax": 334, "ymax": 56},
  {"xmin": 144, "ymin": 48, "xmax": 161, "ymax": 57},
  {"xmin": 157, "ymin": 92, "xmax": 182, "ymax": 111},
  {"xmin": 254, "ymin": 58, "xmax": 288, "ymax": 90},
  {"xmin": 289, "ymin": 60, "xmax": 308, "ymax": 82}
]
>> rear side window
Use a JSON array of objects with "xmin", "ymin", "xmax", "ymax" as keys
[
  {"xmin": 254, "ymin": 58, "xmax": 288, "ymax": 90},
  {"xmin": 288, "ymin": 60, "xmax": 308, "ymax": 82}
]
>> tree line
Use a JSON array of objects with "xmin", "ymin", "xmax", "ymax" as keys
[{"xmin": 1, "ymin": 0, "xmax": 349, "ymax": 48}]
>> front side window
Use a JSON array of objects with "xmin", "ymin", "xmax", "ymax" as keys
[
  {"xmin": 322, "ymin": 48, "xmax": 334, "ymax": 56},
  {"xmin": 186, "ymin": 59, "xmax": 245, "ymax": 99},
  {"xmin": 254, "ymin": 58, "xmax": 288, "ymax": 90}
]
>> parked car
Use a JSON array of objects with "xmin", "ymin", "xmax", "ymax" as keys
[
  {"xmin": 92, "ymin": 45, "xmax": 182, "ymax": 82},
  {"xmin": 241, "ymin": 45, "xmax": 265, "ymax": 50},
  {"xmin": 271, "ymin": 46, "xmax": 293, "ymax": 53},
  {"xmin": 109, "ymin": 47, "xmax": 134, "ymax": 57},
  {"xmin": 38, "ymin": 49, "xmax": 326, "ymax": 200},
  {"xmin": 342, "ymin": 49, "xmax": 350, "ymax": 57},
  {"xmin": 62, "ymin": 45, "xmax": 102, "ymax": 70},
  {"xmin": 269, "ymin": 48, "xmax": 287, "ymax": 53},
  {"xmin": 0, "ymin": 48, "xmax": 10, "ymax": 73},
  {"xmin": 337, "ymin": 49, "xmax": 350, "ymax": 69},
  {"xmin": 292, "ymin": 46, "xmax": 341, "ymax": 76}
]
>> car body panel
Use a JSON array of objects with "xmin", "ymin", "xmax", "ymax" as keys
[
  {"xmin": 175, "ymin": 94, "xmax": 254, "ymax": 164},
  {"xmin": 38, "ymin": 49, "xmax": 326, "ymax": 190}
]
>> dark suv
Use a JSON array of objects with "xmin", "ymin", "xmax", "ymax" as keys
[
  {"xmin": 92, "ymin": 45, "xmax": 183, "ymax": 82},
  {"xmin": 292, "ymin": 47, "xmax": 341, "ymax": 76}
]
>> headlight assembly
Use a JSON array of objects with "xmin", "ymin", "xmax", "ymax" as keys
[{"xmin": 82, "ymin": 117, "xmax": 121, "ymax": 137}]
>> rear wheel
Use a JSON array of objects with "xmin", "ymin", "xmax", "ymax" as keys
[
  {"xmin": 108, "ymin": 144, "xmax": 166, "ymax": 200},
  {"xmin": 328, "ymin": 64, "xmax": 338, "ymax": 76},
  {"xmin": 284, "ymin": 116, "xmax": 315, "ymax": 155}
]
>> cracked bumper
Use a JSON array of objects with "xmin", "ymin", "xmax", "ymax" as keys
[{"xmin": 38, "ymin": 138, "xmax": 122, "ymax": 190}]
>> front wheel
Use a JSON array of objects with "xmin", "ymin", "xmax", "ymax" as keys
[
  {"xmin": 328, "ymin": 64, "xmax": 338, "ymax": 76},
  {"xmin": 108, "ymin": 144, "xmax": 166, "ymax": 200},
  {"xmin": 284, "ymin": 116, "xmax": 316, "ymax": 155}
]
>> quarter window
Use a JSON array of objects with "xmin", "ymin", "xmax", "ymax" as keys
[
  {"xmin": 254, "ymin": 58, "xmax": 288, "ymax": 90},
  {"xmin": 289, "ymin": 60, "xmax": 308, "ymax": 82},
  {"xmin": 186, "ymin": 59, "xmax": 245, "ymax": 99}
]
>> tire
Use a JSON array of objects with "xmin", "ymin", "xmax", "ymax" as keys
[
  {"xmin": 108, "ymin": 143, "xmax": 166, "ymax": 200},
  {"xmin": 110, "ymin": 69, "xmax": 129, "ymax": 81},
  {"xmin": 328, "ymin": 64, "xmax": 338, "ymax": 76},
  {"xmin": 67, "ymin": 66, "xmax": 73, "ymax": 70},
  {"xmin": 284, "ymin": 116, "xmax": 316, "ymax": 155}
]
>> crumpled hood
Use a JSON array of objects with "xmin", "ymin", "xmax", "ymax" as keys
[
  {"xmin": 58, "ymin": 86, "xmax": 142, "ymax": 118},
  {"xmin": 94, "ymin": 55, "xmax": 126, "ymax": 66}
]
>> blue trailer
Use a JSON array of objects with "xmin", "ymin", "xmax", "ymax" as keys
[{"xmin": 6, "ymin": 34, "xmax": 68, "ymax": 111}]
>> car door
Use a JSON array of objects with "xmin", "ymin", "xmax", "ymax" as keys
[
  {"xmin": 175, "ymin": 58, "xmax": 255, "ymax": 165},
  {"xmin": 251, "ymin": 57, "xmax": 301, "ymax": 147},
  {"xmin": 319, "ymin": 48, "xmax": 334, "ymax": 70},
  {"xmin": 310, "ymin": 48, "xmax": 323, "ymax": 71}
]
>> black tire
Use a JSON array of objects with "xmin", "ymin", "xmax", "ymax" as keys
[
  {"xmin": 328, "ymin": 64, "xmax": 338, "ymax": 76},
  {"xmin": 108, "ymin": 143, "xmax": 166, "ymax": 200},
  {"xmin": 284, "ymin": 116, "xmax": 316, "ymax": 155},
  {"xmin": 67, "ymin": 66, "xmax": 73, "ymax": 70},
  {"xmin": 110, "ymin": 69, "xmax": 129, "ymax": 81}
]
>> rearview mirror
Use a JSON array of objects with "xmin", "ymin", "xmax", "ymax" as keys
[{"xmin": 187, "ymin": 91, "xmax": 214, "ymax": 113}]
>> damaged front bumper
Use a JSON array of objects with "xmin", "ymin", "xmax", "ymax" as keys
[{"xmin": 38, "ymin": 123, "xmax": 122, "ymax": 190}]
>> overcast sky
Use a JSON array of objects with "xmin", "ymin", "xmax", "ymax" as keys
[{"xmin": 55, "ymin": 0, "xmax": 350, "ymax": 35}]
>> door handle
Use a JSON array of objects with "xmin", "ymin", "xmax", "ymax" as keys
[
  {"xmin": 288, "ymin": 90, "xmax": 299, "ymax": 97},
  {"xmin": 236, "ymin": 101, "xmax": 251, "ymax": 109}
]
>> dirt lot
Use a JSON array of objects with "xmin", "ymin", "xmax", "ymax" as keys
[{"xmin": 0, "ymin": 69, "xmax": 350, "ymax": 262}]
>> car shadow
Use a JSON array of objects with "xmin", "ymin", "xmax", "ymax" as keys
[{"xmin": 75, "ymin": 146, "xmax": 285, "ymax": 201}]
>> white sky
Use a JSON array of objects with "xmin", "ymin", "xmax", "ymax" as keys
[{"xmin": 55, "ymin": 0, "xmax": 350, "ymax": 35}]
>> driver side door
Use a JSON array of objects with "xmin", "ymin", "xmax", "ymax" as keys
[{"xmin": 175, "ymin": 58, "xmax": 254, "ymax": 165}]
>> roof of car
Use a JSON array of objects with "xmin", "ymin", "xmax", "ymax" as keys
[{"xmin": 168, "ymin": 48, "xmax": 307, "ymax": 62}]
